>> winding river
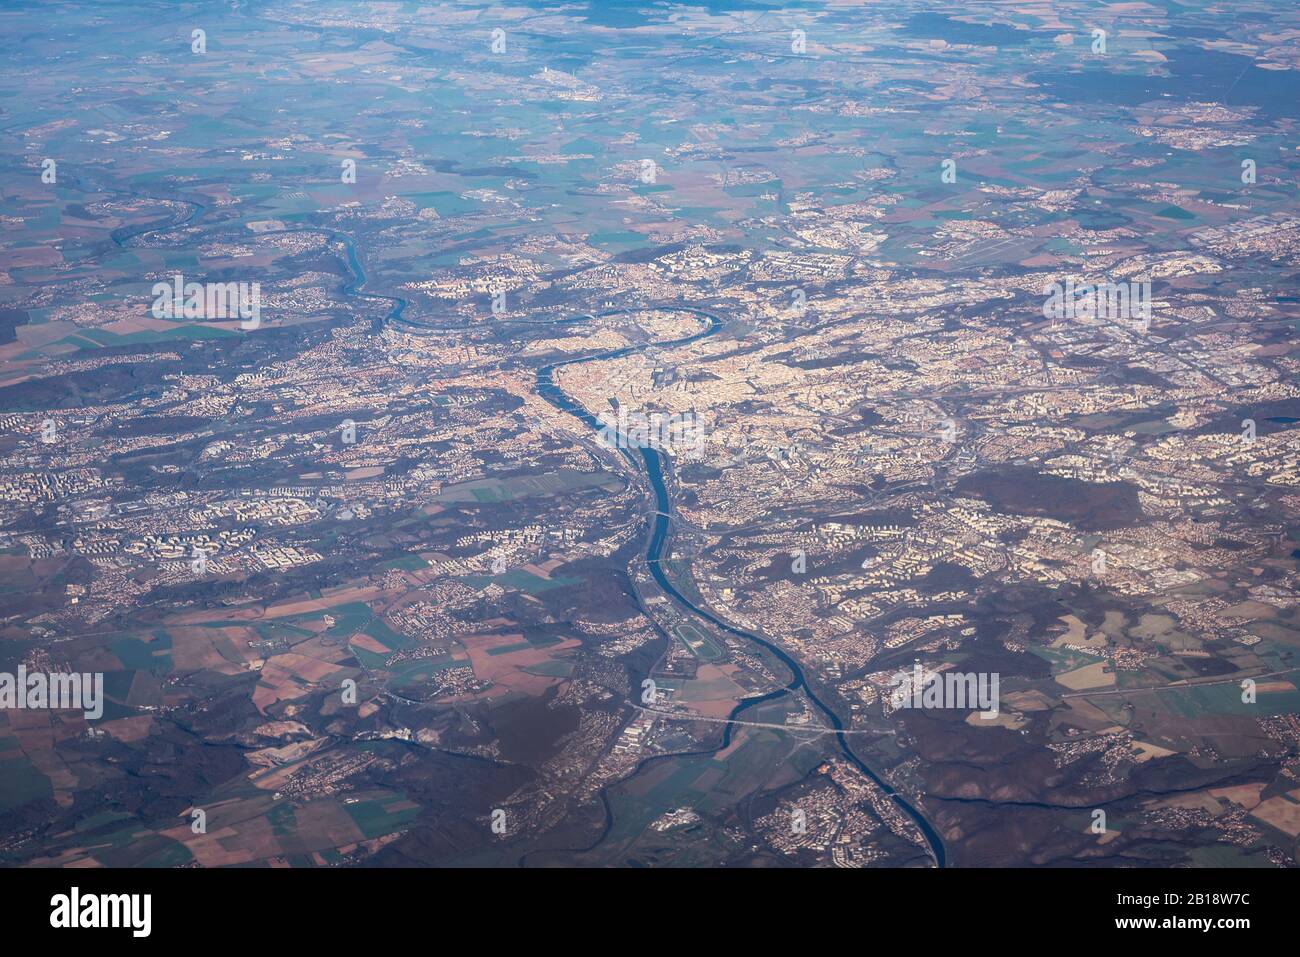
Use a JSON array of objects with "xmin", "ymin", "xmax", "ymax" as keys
[
  {"xmin": 536, "ymin": 307, "xmax": 947, "ymax": 867},
  {"xmin": 111, "ymin": 193, "xmax": 945, "ymax": 866}
]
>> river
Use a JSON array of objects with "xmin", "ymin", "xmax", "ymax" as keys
[
  {"xmin": 535, "ymin": 307, "xmax": 947, "ymax": 867},
  {"xmin": 111, "ymin": 194, "xmax": 945, "ymax": 866}
]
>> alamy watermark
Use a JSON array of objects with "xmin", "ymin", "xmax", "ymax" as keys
[
  {"xmin": 0, "ymin": 667, "xmax": 104, "ymax": 720},
  {"xmin": 151, "ymin": 273, "xmax": 261, "ymax": 329},
  {"xmin": 50, "ymin": 887, "xmax": 150, "ymax": 937},
  {"xmin": 889, "ymin": 663, "xmax": 1000, "ymax": 720},
  {"xmin": 596, "ymin": 406, "xmax": 706, "ymax": 458},
  {"xmin": 1042, "ymin": 278, "xmax": 1151, "ymax": 329}
]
